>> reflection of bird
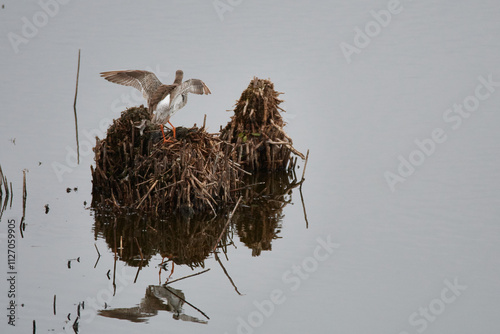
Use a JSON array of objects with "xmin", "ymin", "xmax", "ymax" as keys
[
  {"xmin": 98, "ymin": 285, "xmax": 207, "ymax": 324},
  {"xmin": 100, "ymin": 69, "xmax": 211, "ymax": 142}
]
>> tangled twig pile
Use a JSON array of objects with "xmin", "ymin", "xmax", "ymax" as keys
[
  {"xmin": 91, "ymin": 77, "xmax": 305, "ymax": 215},
  {"xmin": 92, "ymin": 106, "xmax": 242, "ymax": 214}
]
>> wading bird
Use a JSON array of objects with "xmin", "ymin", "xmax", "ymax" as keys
[{"xmin": 100, "ymin": 69, "xmax": 211, "ymax": 142}]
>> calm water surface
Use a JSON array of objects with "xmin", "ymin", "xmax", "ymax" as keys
[{"xmin": 1, "ymin": 0, "xmax": 500, "ymax": 333}]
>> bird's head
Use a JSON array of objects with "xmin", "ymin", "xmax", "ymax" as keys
[{"xmin": 174, "ymin": 70, "xmax": 184, "ymax": 84}]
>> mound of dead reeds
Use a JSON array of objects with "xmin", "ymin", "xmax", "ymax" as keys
[
  {"xmin": 91, "ymin": 106, "xmax": 243, "ymax": 215},
  {"xmin": 220, "ymin": 77, "xmax": 304, "ymax": 171},
  {"xmin": 91, "ymin": 77, "xmax": 305, "ymax": 215}
]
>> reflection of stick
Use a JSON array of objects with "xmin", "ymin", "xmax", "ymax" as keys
[
  {"xmin": 73, "ymin": 49, "xmax": 81, "ymax": 164},
  {"xmin": 299, "ymin": 149, "xmax": 310, "ymax": 228},
  {"xmin": 301, "ymin": 149, "xmax": 310, "ymax": 181},
  {"xmin": 164, "ymin": 286, "xmax": 210, "ymax": 320},
  {"xmin": 165, "ymin": 269, "xmax": 210, "ymax": 285},
  {"xmin": 212, "ymin": 196, "xmax": 242, "ymax": 252},
  {"xmin": 20, "ymin": 169, "xmax": 27, "ymax": 238},
  {"xmin": 94, "ymin": 243, "xmax": 101, "ymax": 268},
  {"xmin": 133, "ymin": 238, "xmax": 144, "ymax": 283},
  {"xmin": 214, "ymin": 252, "xmax": 243, "ymax": 295},
  {"xmin": 134, "ymin": 237, "xmax": 144, "ymax": 262}
]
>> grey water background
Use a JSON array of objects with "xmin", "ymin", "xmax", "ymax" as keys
[{"xmin": 1, "ymin": 0, "xmax": 500, "ymax": 333}]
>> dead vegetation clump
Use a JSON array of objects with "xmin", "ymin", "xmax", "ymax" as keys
[
  {"xmin": 91, "ymin": 106, "xmax": 243, "ymax": 215},
  {"xmin": 91, "ymin": 77, "xmax": 306, "ymax": 216},
  {"xmin": 220, "ymin": 77, "xmax": 304, "ymax": 171}
]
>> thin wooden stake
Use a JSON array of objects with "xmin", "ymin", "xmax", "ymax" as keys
[{"xmin": 73, "ymin": 49, "xmax": 81, "ymax": 164}]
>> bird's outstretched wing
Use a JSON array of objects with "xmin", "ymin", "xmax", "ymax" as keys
[
  {"xmin": 175, "ymin": 79, "xmax": 212, "ymax": 96},
  {"xmin": 100, "ymin": 70, "xmax": 162, "ymax": 101}
]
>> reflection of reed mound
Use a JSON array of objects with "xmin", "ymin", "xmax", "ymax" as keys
[
  {"xmin": 93, "ymin": 169, "xmax": 302, "ymax": 265},
  {"xmin": 220, "ymin": 77, "xmax": 304, "ymax": 171},
  {"xmin": 93, "ymin": 212, "xmax": 231, "ymax": 268},
  {"xmin": 235, "ymin": 171, "xmax": 302, "ymax": 256},
  {"xmin": 91, "ymin": 106, "xmax": 241, "ymax": 214}
]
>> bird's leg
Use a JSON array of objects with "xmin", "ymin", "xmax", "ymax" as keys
[
  {"xmin": 167, "ymin": 262, "xmax": 175, "ymax": 282},
  {"xmin": 160, "ymin": 125, "xmax": 167, "ymax": 142},
  {"xmin": 160, "ymin": 125, "xmax": 173, "ymax": 143},
  {"xmin": 168, "ymin": 120, "xmax": 176, "ymax": 139}
]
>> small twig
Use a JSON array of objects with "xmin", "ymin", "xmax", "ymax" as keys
[
  {"xmin": 230, "ymin": 182, "xmax": 266, "ymax": 192},
  {"xmin": 299, "ymin": 186, "xmax": 309, "ymax": 229},
  {"xmin": 164, "ymin": 286, "xmax": 210, "ymax": 320},
  {"xmin": 228, "ymin": 160, "xmax": 252, "ymax": 175},
  {"xmin": 53, "ymin": 295, "xmax": 56, "ymax": 315},
  {"xmin": 165, "ymin": 269, "xmax": 210, "ymax": 285},
  {"xmin": 212, "ymin": 196, "xmax": 242, "ymax": 252},
  {"xmin": 136, "ymin": 180, "xmax": 158, "ymax": 209},
  {"xmin": 242, "ymin": 99, "xmax": 249, "ymax": 115},
  {"xmin": 202, "ymin": 114, "xmax": 207, "ymax": 129},
  {"xmin": 73, "ymin": 49, "xmax": 81, "ymax": 164}
]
